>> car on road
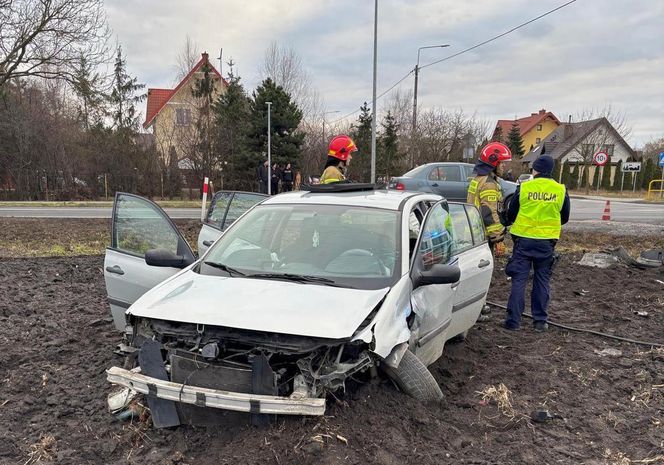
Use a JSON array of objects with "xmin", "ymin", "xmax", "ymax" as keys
[
  {"xmin": 388, "ymin": 161, "xmax": 518, "ymax": 205},
  {"xmin": 103, "ymin": 184, "xmax": 494, "ymax": 422}
]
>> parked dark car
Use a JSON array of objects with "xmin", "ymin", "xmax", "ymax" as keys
[{"xmin": 388, "ymin": 162, "xmax": 517, "ymax": 205}]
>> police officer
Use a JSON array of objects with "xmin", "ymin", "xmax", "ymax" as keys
[
  {"xmin": 321, "ymin": 135, "xmax": 357, "ymax": 184},
  {"xmin": 503, "ymin": 155, "xmax": 570, "ymax": 332},
  {"xmin": 467, "ymin": 142, "xmax": 512, "ymax": 257}
]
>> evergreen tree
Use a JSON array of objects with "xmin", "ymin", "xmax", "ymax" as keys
[
  {"xmin": 601, "ymin": 157, "xmax": 612, "ymax": 190},
  {"xmin": 350, "ymin": 102, "xmax": 372, "ymax": 182},
  {"xmin": 72, "ymin": 53, "xmax": 106, "ymax": 129},
  {"xmin": 247, "ymin": 78, "xmax": 304, "ymax": 174},
  {"xmin": 505, "ymin": 120, "xmax": 524, "ymax": 158},
  {"xmin": 580, "ymin": 164, "xmax": 589, "ymax": 189},
  {"xmin": 213, "ymin": 70, "xmax": 252, "ymax": 190},
  {"xmin": 552, "ymin": 158, "xmax": 561, "ymax": 183},
  {"xmin": 624, "ymin": 171, "xmax": 633, "ymax": 191},
  {"xmin": 166, "ymin": 146, "xmax": 182, "ymax": 199},
  {"xmin": 591, "ymin": 163, "xmax": 600, "ymax": 190},
  {"xmin": 642, "ymin": 158, "xmax": 656, "ymax": 189},
  {"xmin": 110, "ymin": 45, "xmax": 145, "ymax": 131},
  {"xmin": 612, "ymin": 160, "xmax": 623, "ymax": 190},
  {"xmin": 189, "ymin": 60, "xmax": 218, "ymax": 191},
  {"xmin": 560, "ymin": 160, "xmax": 571, "ymax": 188},
  {"xmin": 571, "ymin": 163, "xmax": 580, "ymax": 190},
  {"xmin": 378, "ymin": 111, "xmax": 401, "ymax": 181}
]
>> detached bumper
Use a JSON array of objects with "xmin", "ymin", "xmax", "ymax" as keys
[{"xmin": 106, "ymin": 366, "xmax": 326, "ymax": 416}]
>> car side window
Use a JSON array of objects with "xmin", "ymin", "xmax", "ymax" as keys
[
  {"xmin": 465, "ymin": 205, "xmax": 486, "ymax": 245},
  {"xmin": 206, "ymin": 192, "xmax": 232, "ymax": 227},
  {"xmin": 438, "ymin": 166, "xmax": 462, "ymax": 182},
  {"xmin": 447, "ymin": 203, "xmax": 474, "ymax": 254},
  {"xmin": 462, "ymin": 165, "xmax": 475, "ymax": 180},
  {"xmin": 223, "ymin": 193, "xmax": 265, "ymax": 229},
  {"xmin": 427, "ymin": 167, "xmax": 440, "ymax": 181},
  {"xmin": 113, "ymin": 194, "xmax": 179, "ymax": 256},
  {"xmin": 417, "ymin": 203, "xmax": 453, "ymax": 270}
]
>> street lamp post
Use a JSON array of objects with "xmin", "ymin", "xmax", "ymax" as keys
[
  {"xmin": 370, "ymin": 0, "xmax": 378, "ymax": 184},
  {"xmin": 412, "ymin": 44, "xmax": 449, "ymax": 135},
  {"xmin": 266, "ymin": 101, "xmax": 272, "ymax": 195},
  {"xmin": 463, "ymin": 133, "xmax": 477, "ymax": 161}
]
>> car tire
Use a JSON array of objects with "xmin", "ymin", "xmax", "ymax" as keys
[{"xmin": 382, "ymin": 349, "xmax": 444, "ymax": 402}]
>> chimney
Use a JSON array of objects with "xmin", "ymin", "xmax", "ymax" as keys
[
  {"xmin": 539, "ymin": 109, "xmax": 546, "ymax": 115},
  {"xmin": 202, "ymin": 52, "xmax": 209, "ymax": 62},
  {"xmin": 564, "ymin": 123, "xmax": 572, "ymax": 140},
  {"xmin": 568, "ymin": 114, "xmax": 572, "ymax": 123}
]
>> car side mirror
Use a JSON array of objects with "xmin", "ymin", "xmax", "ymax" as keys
[
  {"xmin": 145, "ymin": 248, "xmax": 189, "ymax": 268},
  {"xmin": 412, "ymin": 263, "xmax": 461, "ymax": 289}
]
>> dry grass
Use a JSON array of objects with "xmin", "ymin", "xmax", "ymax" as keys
[
  {"xmin": 24, "ymin": 435, "xmax": 56, "ymax": 465},
  {"xmin": 604, "ymin": 449, "xmax": 664, "ymax": 464},
  {"xmin": 476, "ymin": 383, "xmax": 524, "ymax": 423}
]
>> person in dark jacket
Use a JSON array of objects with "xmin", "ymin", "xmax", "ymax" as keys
[
  {"xmin": 257, "ymin": 160, "xmax": 269, "ymax": 194},
  {"xmin": 281, "ymin": 163, "xmax": 294, "ymax": 192},
  {"xmin": 503, "ymin": 154, "xmax": 571, "ymax": 332},
  {"xmin": 270, "ymin": 163, "xmax": 280, "ymax": 195}
]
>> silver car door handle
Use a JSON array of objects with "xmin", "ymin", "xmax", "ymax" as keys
[
  {"xmin": 203, "ymin": 240, "xmax": 214, "ymax": 247},
  {"xmin": 478, "ymin": 259, "xmax": 491, "ymax": 269},
  {"xmin": 105, "ymin": 265, "xmax": 125, "ymax": 275}
]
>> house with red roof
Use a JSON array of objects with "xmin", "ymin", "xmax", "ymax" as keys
[
  {"xmin": 143, "ymin": 52, "xmax": 227, "ymax": 166},
  {"xmin": 492, "ymin": 109, "xmax": 560, "ymax": 156}
]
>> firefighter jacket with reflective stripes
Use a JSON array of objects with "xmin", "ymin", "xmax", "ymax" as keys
[
  {"xmin": 510, "ymin": 177, "xmax": 566, "ymax": 240},
  {"xmin": 320, "ymin": 165, "xmax": 345, "ymax": 184},
  {"xmin": 467, "ymin": 173, "xmax": 505, "ymax": 244}
]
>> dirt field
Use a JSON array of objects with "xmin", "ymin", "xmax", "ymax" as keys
[{"xmin": 0, "ymin": 219, "xmax": 663, "ymax": 465}]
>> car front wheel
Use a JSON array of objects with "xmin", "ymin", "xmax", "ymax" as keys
[{"xmin": 381, "ymin": 349, "xmax": 444, "ymax": 402}]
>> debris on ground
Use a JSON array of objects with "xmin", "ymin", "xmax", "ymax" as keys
[
  {"xmin": 578, "ymin": 252, "xmax": 619, "ymax": 268},
  {"xmin": 530, "ymin": 408, "xmax": 563, "ymax": 423},
  {"xmin": 594, "ymin": 348, "xmax": 623, "ymax": 357}
]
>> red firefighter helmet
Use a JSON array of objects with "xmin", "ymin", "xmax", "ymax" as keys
[
  {"xmin": 328, "ymin": 135, "xmax": 358, "ymax": 161},
  {"xmin": 480, "ymin": 142, "xmax": 512, "ymax": 167}
]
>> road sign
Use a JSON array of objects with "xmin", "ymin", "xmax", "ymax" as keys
[
  {"xmin": 593, "ymin": 151, "xmax": 609, "ymax": 166},
  {"xmin": 659, "ymin": 152, "xmax": 664, "ymax": 167},
  {"xmin": 621, "ymin": 162, "xmax": 641, "ymax": 172}
]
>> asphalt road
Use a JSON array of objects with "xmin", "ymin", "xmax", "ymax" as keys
[{"xmin": 1, "ymin": 199, "xmax": 663, "ymax": 224}]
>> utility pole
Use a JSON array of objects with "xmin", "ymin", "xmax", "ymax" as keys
[
  {"xmin": 266, "ymin": 101, "xmax": 272, "ymax": 195},
  {"xmin": 370, "ymin": 0, "xmax": 378, "ymax": 184},
  {"xmin": 217, "ymin": 48, "xmax": 223, "ymax": 76},
  {"xmin": 412, "ymin": 45, "xmax": 449, "ymax": 135}
]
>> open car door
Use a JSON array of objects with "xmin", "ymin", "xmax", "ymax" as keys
[
  {"xmin": 198, "ymin": 191, "xmax": 267, "ymax": 255},
  {"xmin": 104, "ymin": 193, "xmax": 195, "ymax": 331}
]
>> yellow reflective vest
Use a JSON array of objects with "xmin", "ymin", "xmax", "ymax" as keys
[
  {"xmin": 320, "ymin": 165, "xmax": 345, "ymax": 184},
  {"xmin": 510, "ymin": 177, "xmax": 566, "ymax": 239},
  {"xmin": 467, "ymin": 174, "xmax": 504, "ymax": 242}
]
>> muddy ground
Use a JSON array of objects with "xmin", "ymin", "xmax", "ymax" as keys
[{"xmin": 0, "ymin": 219, "xmax": 663, "ymax": 465}]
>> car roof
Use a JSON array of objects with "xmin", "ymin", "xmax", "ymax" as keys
[{"xmin": 261, "ymin": 188, "xmax": 435, "ymax": 211}]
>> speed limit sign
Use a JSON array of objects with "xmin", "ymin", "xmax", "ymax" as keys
[{"xmin": 593, "ymin": 151, "xmax": 609, "ymax": 166}]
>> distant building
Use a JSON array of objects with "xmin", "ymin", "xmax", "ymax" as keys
[
  {"xmin": 493, "ymin": 109, "xmax": 560, "ymax": 155},
  {"xmin": 522, "ymin": 117, "xmax": 635, "ymax": 184},
  {"xmin": 143, "ymin": 52, "xmax": 227, "ymax": 166}
]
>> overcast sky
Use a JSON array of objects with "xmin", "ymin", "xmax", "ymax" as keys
[{"xmin": 106, "ymin": 0, "xmax": 663, "ymax": 147}]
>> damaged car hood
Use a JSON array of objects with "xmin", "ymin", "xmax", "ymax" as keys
[{"xmin": 128, "ymin": 271, "xmax": 390, "ymax": 339}]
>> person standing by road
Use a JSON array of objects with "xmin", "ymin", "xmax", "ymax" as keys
[
  {"xmin": 271, "ymin": 163, "xmax": 281, "ymax": 195},
  {"xmin": 258, "ymin": 160, "xmax": 269, "ymax": 194},
  {"xmin": 321, "ymin": 135, "xmax": 357, "ymax": 184},
  {"xmin": 282, "ymin": 163, "xmax": 294, "ymax": 192},
  {"xmin": 503, "ymin": 155, "xmax": 570, "ymax": 332},
  {"xmin": 466, "ymin": 142, "xmax": 512, "ymax": 257}
]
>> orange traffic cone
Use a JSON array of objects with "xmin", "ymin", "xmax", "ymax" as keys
[{"xmin": 601, "ymin": 200, "xmax": 611, "ymax": 220}]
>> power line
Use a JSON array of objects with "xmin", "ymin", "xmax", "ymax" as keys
[
  {"xmin": 420, "ymin": 0, "xmax": 577, "ymax": 70},
  {"xmin": 330, "ymin": 0, "xmax": 577, "ymax": 125}
]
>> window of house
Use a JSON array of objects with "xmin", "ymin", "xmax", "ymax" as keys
[
  {"xmin": 537, "ymin": 124, "xmax": 543, "ymax": 131},
  {"xmin": 601, "ymin": 145, "xmax": 615, "ymax": 157},
  {"xmin": 175, "ymin": 108, "xmax": 192, "ymax": 126},
  {"xmin": 536, "ymin": 138, "xmax": 541, "ymax": 144}
]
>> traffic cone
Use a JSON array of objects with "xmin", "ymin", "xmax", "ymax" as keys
[{"xmin": 601, "ymin": 200, "xmax": 611, "ymax": 221}]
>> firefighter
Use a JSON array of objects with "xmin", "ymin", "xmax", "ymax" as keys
[
  {"xmin": 467, "ymin": 142, "xmax": 512, "ymax": 257},
  {"xmin": 320, "ymin": 135, "xmax": 357, "ymax": 184},
  {"xmin": 503, "ymin": 155, "xmax": 570, "ymax": 332}
]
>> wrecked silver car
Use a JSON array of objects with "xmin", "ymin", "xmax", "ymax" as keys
[{"xmin": 104, "ymin": 185, "xmax": 493, "ymax": 424}]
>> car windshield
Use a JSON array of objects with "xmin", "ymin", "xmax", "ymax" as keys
[{"xmin": 200, "ymin": 204, "xmax": 401, "ymax": 290}]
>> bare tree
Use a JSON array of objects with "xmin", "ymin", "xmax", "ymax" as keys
[
  {"xmin": 0, "ymin": 0, "xmax": 110, "ymax": 87},
  {"xmin": 174, "ymin": 35, "xmax": 200, "ymax": 84},
  {"xmin": 259, "ymin": 42, "xmax": 320, "ymax": 117}
]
